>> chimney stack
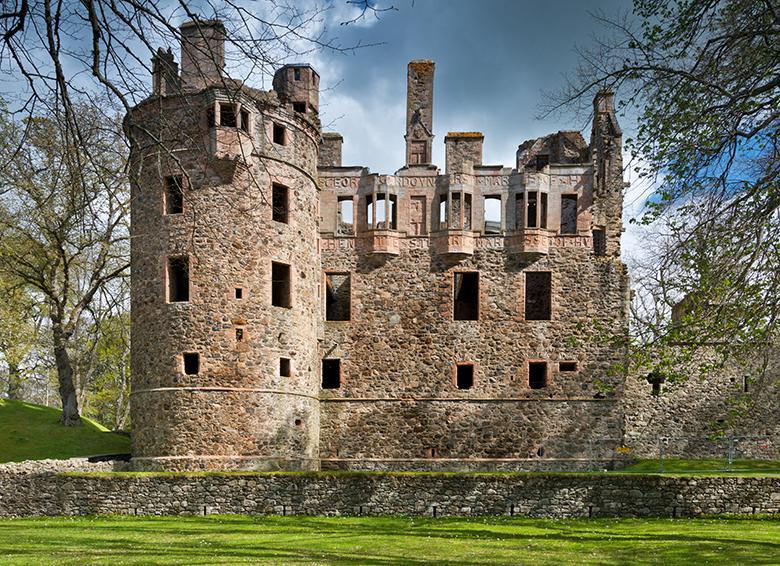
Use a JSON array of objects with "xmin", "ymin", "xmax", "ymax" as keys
[
  {"xmin": 405, "ymin": 60, "xmax": 435, "ymax": 166},
  {"xmin": 180, "ymin": 19, "xmax": 226, "ymax": 91}
]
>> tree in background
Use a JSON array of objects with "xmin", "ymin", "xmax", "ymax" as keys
[
  {"xmin": 553, "ymin": 0, "xmax": 780, "ymax": 378},
  {"xmin": 0, "ymin": 104, "xmax": 129, "ymax": 425},
  {"xmin": 0, "ymin": 277, "xmax": 41, "ymax": 400}
]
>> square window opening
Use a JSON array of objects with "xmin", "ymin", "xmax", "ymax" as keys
[
  {"xmin": 271, "ymin": 262, "xmax": 291, "ymax": 308},
  {"xmin": 456, "ymin": 364, "xmax": 474, "ymax": 390},
  {"xmin": 525, "ymin": 271, "xmax": 551, "ymax": 321},
  {"xmin": 219, "ymin": 103, "xmax": 237, "ymax": 127},
  {"xmin": 322, "ymin": 359, "xmax": 340, "ymax": 389},
  {"xmin": 529, "ymin": 362, "xmax": 547, "ymax": 389},
  {"xmin": 280, "ymin": 358, "xmax": 291, "ymax": 377},
  {"xmin": 183, "ymin": 353, "xmax": 199, "ymax": 375},
  {"xmin": 560, "ymin": 195, "xmax": 578, "ymax": 234},
  {"xmin": 273, "ymin": 122, "xmax": 287, "ymax": 145},
  {"xmin": 293, "ymin": 101, "xmax": 306, "ymax": 113},
  {"xmin": 453, "ymin": 272, "xmax": 479, "ymax": 321},
  {"xmin": 167, "ymin": 256, "xmax": 190, "ymax": 303},
  {"xmin": 325, "ymin": 273, "xmax": 351, "ymax": 321},
  {"xmin": 164, "ymin": 176, "xmax": 183, "ymax": 215},
  {"xmin": 272, "ymin": 183, "xmax": 289, "ymax": 224},
  {"xmin": 559, "ymin": 361, "xmax": 577, "ymax": 372}
]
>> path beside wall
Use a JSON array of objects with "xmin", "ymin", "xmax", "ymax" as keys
[{"xmin": 1, "ymin": 467, "xmax": 779, "ymax": 518}]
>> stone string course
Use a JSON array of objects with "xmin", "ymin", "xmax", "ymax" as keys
[{"xmin": 1, "ymin": 468, "xmax": 779, "ymax": 519}]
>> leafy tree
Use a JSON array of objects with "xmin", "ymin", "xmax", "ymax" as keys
[
  {"xmin": 0, "ymin": 276, "xmax": 41, "ymax": 399},
  {"xmin": 553, "ymin": 0, "xmax": 780, "ymax": 375},
  {"xmin": 0, "ymin": 103, "xmax": 129, "ymax": 425}
]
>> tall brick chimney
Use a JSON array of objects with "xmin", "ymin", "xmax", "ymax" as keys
[
  {"xmin": 405, "ymin": 60, "xmax": 435, "ymax": 167},
  {"xmin": 180, "ymin": 19, "xmax": 226, "ymax": 91}
]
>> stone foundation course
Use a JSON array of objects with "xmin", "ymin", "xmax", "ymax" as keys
[{"xmin": 1, "ymin": 464, "xmax": 779, "ymax": 519}]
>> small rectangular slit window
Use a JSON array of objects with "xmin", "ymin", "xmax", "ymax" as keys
[
  {"xmin": 527, "ymin": 192, "xmax": 538, "ymax": 228},
  {"xmin": 280, "ymin": 358, "xmax": 291, "ymax": 377},
  {"xmin": 593, "ymin": 229, "xmax": 607, "ymax": 256},
  {"xmin": 529, "ymin": 362, "xmax": 547, "ymax": 389},
  {"xmin": 272, "ymin": 183, "xmax": 289, "ymax": 224},
  {"xmin": 271, "ymin": 262, "xmax": 291, "ymax": 308},
  {"xmin": 219, "ymin": 103, "xmax": 237, "ymax": 127},
  {"xmin": 325, "ymin": 273, "xmax": 351, "ymax": 321},
  {"xmin": 167, "ymin": 256, "xmax": 190, "ymax": 303},
  {"xmin": 235, "ymin": 328, "xmax": 244, "ymax": 342},
  {"xmin": 540, "ymin": 193, "xmax": 548, "ymax": 229},
  {"xmin": 322, "ymin": 359, "xmax": 340, "ymax": 389},
  {"xmin": 240, "ymin": 109, "xmax": 250, "ymax": 133},
  {"xmin": 456, "ymin": 364, "xmax": 474, "ymax": 390},
  {"xmin": 453, "ymin": 272, "xmax": 479, "ymax": 321},
  {"xmin": 515, "ymin": 193, "xmax": 524, "ymax": 229},
  {"xmin": 525, "ymin": 271, "xmax": 551, "ymax": 320},
  {"xmin": 234, "ymin": 288, "xmax": 243, "ymax": 300},
  {"xmin": 560, "ymin": 195, "xmax": 578, "ymax": 234},
  {"xmin": 559, "ymin": 361, "xmax": 577, "ymax": 372},
  {"xmin": 273, "ymin": 122, "xmax": 287, "ymax": 145},
  {"xmin": 164, "ymin": 176, "xmax": 183, "ymax": 215},
  {"xmin": 183, "ymin": 353, "xmax": 199, "ymax": 375}
]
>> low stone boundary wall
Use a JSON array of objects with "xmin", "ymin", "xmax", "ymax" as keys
[{"xmin": 1, "ymin": 469, "xmax": 779, "ymax": 518}]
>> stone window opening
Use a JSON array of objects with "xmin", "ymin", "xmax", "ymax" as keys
[
  {"xmin": 526, "ymin": 191, "xmax": 548, "ymax": 229},
  {"xmin": 410, "ymin": 140, "xmax": 427, "ymax": 164},
  {"xmin": 514, "ymin": 193, "xmax": 524, "ymax": 230},
  {"xmin": 183, "ymin": 352, "xmax": 200, "ymax": 375},
  {"xmin": 593, "ymin": 228, "xmax": 607, "ymax": 256},
  {"xmin": 325, "ymin": 272, "xmax": 351, "ymax": 321},
  {"xmin": 219, "ymin": 103, "xmax": 237, "ymax": 127},
  {"xmin": 235, "ymin": 327, "xmax": 244, "ymax": 342},
  {"xmin": 456, "ymin": 363, "xmax": 474, "ymax": 390},
  {"xmin": 240, "ymin": 109, "xmax": 250, "ymax": 133},
  {"xmin": 293, "ymin": 101, "xmax": 306, "ymax": 113},
  {"xmin": 234, "ymin": 287, "xmax": 244, "ymax": 300},
  {"xmin": 280, "ymin": 357, "xmax": 291, "ymax": 377},
  {"xmin": 337, "ymin": 197, "xmax": 354, "ymax": 235},
  {"xmin": 743, "ymin": 376, "xmax": 749, "ymax": 393},
  {"xmin": 294, "ymin": 68, "xmax": 301, "ymax": 80},
  {"xmin": 560, "ymin": 194, "xmax": 578, "ymax": 234},
  {"xmin": 273, "ymin": 122, "xmax": 287, "ymax": 145},
  {"xmin": 453, "ymin": 272, "xmax": 479, "ymax": 321},
  {"xmin": 272, "ymin": 183, "xmax": 289, "ymax": 224},
  {"xmin": 271, "ymin": 261, "xmax": 292, "ymax": 308},
  {"xmin": 322, "ymin": 358, "xmax": 341, "ymax": 389},
  {"xmin": 559, "ymin": 361, "xmax": 577, "ymax": 372},
  {"xmin": 529, "ymin": 361, "xmax": 548, "ymax": 389},
  {"xmin": 366, "ymin": 193, "xmax": 397, "ymax": 230},
  {"xmin": 164, "ymin": 175, "xmax": 184, "ymax": 215},
  {"xmin": 438, "ymin": 196, "xmax": 447, "ymax": 230},
  {"xmin": 440, "ymin": 190, "xmax": 472, "ymax": 230},
  {"xmin": 167, "ymin": 256, "xmax": 190, "ymax": 303},
  {"xmin": 525, "ymin": 271, "xmax": 551, "ymax": 321},
  {"xmin": 484, "ymin": 195, "xmax": 502, "ymax": 234},
  {"xmin": 427, "ymin": 447, "xmax": 440, "ymax": 458}
]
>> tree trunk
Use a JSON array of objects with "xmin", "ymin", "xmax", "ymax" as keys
[
  {"xmin": 53, "ymin": 328, "xmax": 81, "ymax": 426},
  {"xmin": 6, "ymin": 361, "xmax": 21, "ymax": 400}
]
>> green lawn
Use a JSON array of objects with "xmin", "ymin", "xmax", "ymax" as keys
[
  {"xmin": 0, "ymin": 515, "xmax": 778, "ymax": 565},
  {"xmin": 0, "ymin": 399, "xmax": 129, "ymax": 463}
]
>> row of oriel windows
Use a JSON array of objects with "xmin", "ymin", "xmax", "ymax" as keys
[{"xmin": 166, "ymin": 261, "xmax": 552, "ymax": 322}]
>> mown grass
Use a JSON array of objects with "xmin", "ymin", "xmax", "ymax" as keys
[
  {"xmin": 0, "ymin": 515, "xmax": 778, "ymax": 565},
  {"xmin": 0, "ymin": 399, "xmax": 129, "ymax": 463}
]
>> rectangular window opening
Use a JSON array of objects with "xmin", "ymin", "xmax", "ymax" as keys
[
  {"xmin": 272, "ymin": 183, "xmax": 289, "ymax": 224},
  {"xmin": 219, "ymin": 103, "xmax": 237, "ymax": 127},
  {"xmin": 540, "ymin": 193, "xmax": 548, "ymax": 229},
  {"xmin": 206, "ymin": 107, "xmax": 215, "ymax": 128},
  {"xmin": 527, "ymin": 192, "xmax": 538, "ymax": 228},
  {"xmin": 529, "ymin": 362, "xmax": 548, "ymax": 389},
  {"xmin": 456, "ymin": 364, "xmax": 474, "ymax": 390},
  {"xmin": 525, "ymin": 271, "xmax": 551, "ymax": 320},
  {"xmin": 325, "ymin": 273, "xmax": 351, "ymax": 321},
  {"xmin": 240, "ymin": 109, "xmax": 250, "ymax": 133},
  {"xmin": 273, "ymin": 122, "xmax": 287, "ymax": 145},
  {"xmin": 514, "ymin": 193, "xmax": 524, "ymax": 230},
  {"xmin": 235, "ymin": 287, "xmax": 243, "ymax": 300},
  {"xmin": 337, "ymin": 197, "xmax": 354, "ymax": 234},
  {"xmin": 294, "ymin": 67, "xmax": 301, "ymax": 80},
  {"xmin": 322, "ymin": 359, "xmax": 341, "ymax": 389},
  {"xmin": 450, "ymin": 193, "xmax": 462, "ymax": 229},
  {"xmin": 280, "ymin": 358, "xmax": 291, "ymax": 377},
  {"xmin": 484, "ymin": 196, "xmax": 501, "ymax": 234},
  {"xmin": 439, "ymin": 196, "xmax": 447, "ymax": 230},
  {"xmin": 464, "ymin": 193, "xmax": 472, "ymax": 230},
  {"xmin": 293, "ymin": 101, "xmax": 306, "ymax": 113},
  {"xmin": 559, "ymin": 361, "xmax": 577, "ymax": 372},
  {"xmin": 453, "ymin": 272, "xmax": 479, "ymax": 321},
  {"xmin": 235, "ymin": 328, "xmax": 245, "ymax": 342},
  {"xmin": 167, "ymin": 256, "xmax": 190, "ymax": 303},
  {"xmin": 593, "ymin": 229, "xmax": 607, "ymax": 256},
  {"xmin": 271, "ymin": 262, "xmax": 291, "ymax": 308},
  {"xmin": 164, "ymin": 176, "xmax": 183, "ymax": 215},
  {"xmin": 560, "ymin": 195, "xmax": 578, "ymax": 234},
  {"xmin": 183, "ymin": 353, "xmax": 199, "ymax": 375}
]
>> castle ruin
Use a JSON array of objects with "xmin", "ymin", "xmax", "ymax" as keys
[{"xmin": 127, "ymin": 20, "xmax": 633, "ymax": 471}]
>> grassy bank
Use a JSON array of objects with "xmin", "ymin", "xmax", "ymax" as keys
[{"xmin": 0, "ymin": 515, "xmax": 778, "ymax": 565}]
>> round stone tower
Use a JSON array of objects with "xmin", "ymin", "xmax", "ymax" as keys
[{"xmin": 127, "ymin": 20, "xmax": 322, "ymax": 471}]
